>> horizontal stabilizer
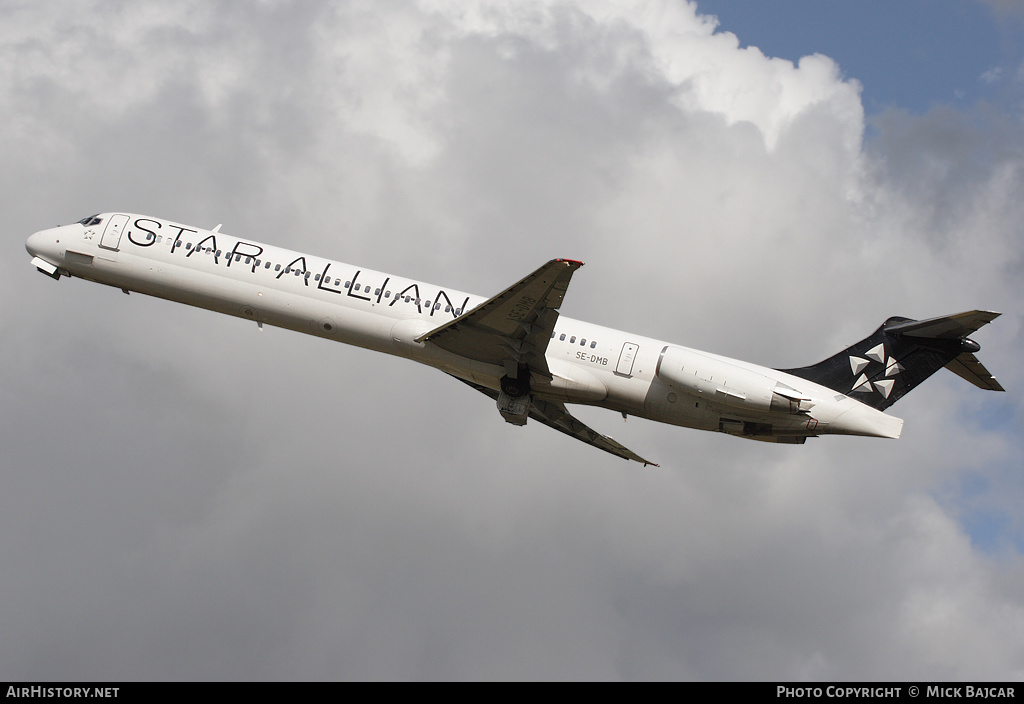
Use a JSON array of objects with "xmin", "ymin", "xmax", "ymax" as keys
[
  {"xmin": 883, "ymin": 310, "xmax": 1000, "ymax": 339},
  {"xmin": 945, "ymin": 353, "xmax": 1005, "ymax": 392}
]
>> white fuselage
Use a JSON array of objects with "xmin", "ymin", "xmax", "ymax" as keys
[{"xmin": 26, "ymin": 214, "xmax": 903, "ymax": 443}]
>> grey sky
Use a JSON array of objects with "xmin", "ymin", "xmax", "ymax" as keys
[{"xmin": 3, "ymin": 0, "xmax": 1022, "ymax": 680}]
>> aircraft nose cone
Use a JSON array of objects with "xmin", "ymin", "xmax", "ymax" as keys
[
  {"xmin": 26, "ymin": 227, "xmax": 65, "ymax": 268},
  {"xmin": 25, "ymin": 229, "xmax": 46, "ymax": 257}
]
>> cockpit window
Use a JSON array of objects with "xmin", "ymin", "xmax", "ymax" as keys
[{"xmin": 77, "ymin": 214, "xmax": 102, "ymax": 227}]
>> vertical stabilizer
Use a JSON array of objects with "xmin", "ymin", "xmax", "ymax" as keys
[{"xmin": 779, "ymin": 311, "xmax": 1002, "ymax": 411}]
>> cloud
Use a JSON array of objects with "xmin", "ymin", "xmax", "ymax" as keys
[{"xmin": 3, "ymin": 0, "xmax": 1023, "ymax": 680}]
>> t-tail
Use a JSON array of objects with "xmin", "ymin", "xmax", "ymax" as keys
[{"xmin": 779, "ymin": 310, "xmax": 1004, "ymax": 411}]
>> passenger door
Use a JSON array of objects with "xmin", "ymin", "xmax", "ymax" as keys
[{"xmin": 98, "ymin": 213, "xmax": 129, "ymax": 260}]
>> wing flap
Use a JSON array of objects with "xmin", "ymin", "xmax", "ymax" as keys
[{"xmin": 452, "ymin": 376, "xmax": 657, "ymax": 466}]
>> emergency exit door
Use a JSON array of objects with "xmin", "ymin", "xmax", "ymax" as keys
[{"xmin": 616, "ymin": 342, "xmax": 639, "ymax": 376}]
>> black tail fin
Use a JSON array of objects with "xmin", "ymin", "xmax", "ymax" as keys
[{"xmin": 779, "ymin": 311, "xmax": 1003, "ymax": 411}]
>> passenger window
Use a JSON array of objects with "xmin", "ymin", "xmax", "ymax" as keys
[
  {"xmin": 580, "ymin": 339, "xmax": 586, "ymax": 346},
  {"xmin": 375, "ymin": 289, "xmax": 381, "ymax": 296},
  {"xmin": 265, "ymin": 262, "xmax": 271, "ymax": 269},
  {"xmin": 345, "ymin": 281, "xmax": 351, "ymax": 288},
  {"xmin": 455, "ymin": 308, "xmax": 462, "ymax": 315},
  {"xmin": 570, "ymin": 336, "xmax": 576, "ymax": 344},
  {"xmin": 385, "ymin": 291, "xmax": 391, "ymax": 298},
  {"xmin": 559, "ymin": 334, "xmax": 566, "ymax": 341},
  {"xmin": 551, "ymin": 331, "xmax": 555, "ymax": 338},
  {"xmin": 590, "ymin": 341, "xmax": 597, "ymax": 348},
  {"xmin": 314, "ymin": 274, "xmax": 321, "ymax": 281},
  {"xmin": 354, "ymin": 284, "xmax": 361, "ymax": 291}
]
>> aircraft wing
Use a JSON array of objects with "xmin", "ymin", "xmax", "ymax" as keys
[
  {"xmin": 451, "ymin": 376, "xmax": 658, "ymax": 466},
  {"xmin": 417, "ymin": 259, "xmax": 583, "ymax": 377}
]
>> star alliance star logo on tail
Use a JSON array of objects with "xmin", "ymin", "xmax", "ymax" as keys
[{"xmin": 849, "ymin": 343, "xmax": 903, "ymax": 398}]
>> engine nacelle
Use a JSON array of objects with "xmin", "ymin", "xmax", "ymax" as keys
[{"xmin": 656, "ymin": 346, "xmax": 813, "ymax": 415}]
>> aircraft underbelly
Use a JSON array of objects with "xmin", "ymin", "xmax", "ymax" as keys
[
  {"xmin": 63, "ymin": 251, "xmax": 406, "ymax": 354},
  {"xmin": 641, "ymin": 377, "xmax": 722, "ymax": 431},
  {"xmin": 534, "ymin": 358, "xmax": 607, "ymax": 402}
]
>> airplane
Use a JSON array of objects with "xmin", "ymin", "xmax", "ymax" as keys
[{"xmin": 26, "ymin": 213, "xmax": 1004, "ymax": 466}]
